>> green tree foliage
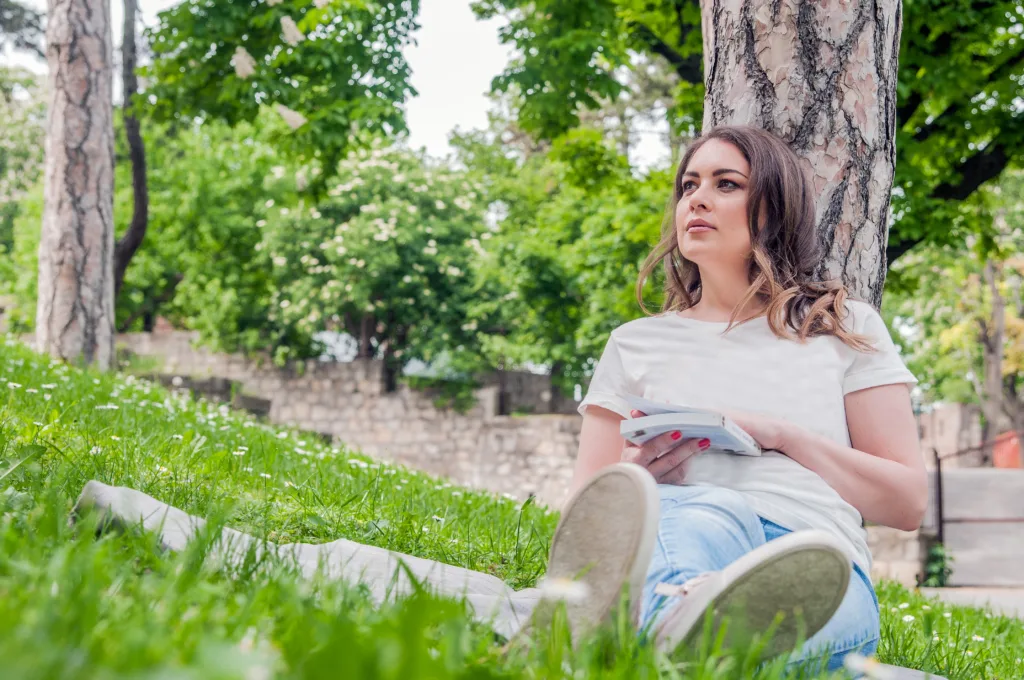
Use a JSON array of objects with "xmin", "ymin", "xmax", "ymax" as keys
[
  {"xmin": 884, "ymin": 170, "xmax": 1024, "ymax": 407},
  {"xmin": 0, "ymin": 68, "xmax": 45, "ymax": 253},
  {"xmin": 3, "ymin": 114, "xmax": 284, "ymax": 348},
  {"xmin": 473, "ymin": 0, "xmax": 1024, "ymax": 264},
  {"xmin": 454, "ymin": 125, "xmax": 669, "ymax": 395},
  {"xmin": 4, "ymin": 118, "xmax": 499, "ymax": 386},
  {"xmin": 142, "ymin": 0, "xmax": 420, "ymax": 184}
]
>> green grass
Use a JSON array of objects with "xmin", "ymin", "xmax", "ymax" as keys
[{"xmin": 0, "ymin": 337, "xmax": 1021, "ymax": 679}]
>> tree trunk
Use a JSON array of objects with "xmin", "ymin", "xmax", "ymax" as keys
[
  {"xmin": 37, "ymin": 0, "xmax": 115, "ymax": 368},
  {"xmin": 978, "ymin": 260, "xmax": 1005, "ymax": 466},
  {"xmin": 701, "ymin": 0, "xmax": 902, "ymax": 307},
  {"xmin": 113, "ymin": 0, "xmax": 148, "ymax": 298},
  {"xmin": 357, "ymin": 313, "xmax": 375, "ymax": 359}
]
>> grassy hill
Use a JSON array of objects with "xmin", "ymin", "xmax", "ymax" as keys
[{"xmin": 0, "ymin": 337, "xmax": 1020, "ymax": 679}]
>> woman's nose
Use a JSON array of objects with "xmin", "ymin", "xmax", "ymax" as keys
[{"xmin": 688, "ymin": 182, "xmax": 712, "ymax": 210}]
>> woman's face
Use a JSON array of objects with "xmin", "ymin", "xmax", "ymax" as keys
[{"xmin": 675, "ymin": 139, "xmax": 753, "ymax": 268}]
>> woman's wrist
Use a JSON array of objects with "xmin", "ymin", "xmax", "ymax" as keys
[{"xmin": 776, "ymin": 420, "xmax": 811, "ymax": 458}]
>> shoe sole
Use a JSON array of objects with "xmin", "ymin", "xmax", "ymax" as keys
[
  {"xmin": 654, "ymin": 530, "xmax": 851, "ymax": 660},
  {"xmin": 526, "ymin": 463, "xmax": 659, "ymax": 641}
]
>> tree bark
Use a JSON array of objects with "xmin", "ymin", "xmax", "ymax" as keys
[
  {"xmin": 701, "ymin": 0, "xmax": 902, "ymax": 307},
  {"xmin": 37, "ymin": 0, "xmax": 115, "ymax": 368},
  {"xmin": 113, "ymin": 0, "xmax": 148, "ymax": 298}
]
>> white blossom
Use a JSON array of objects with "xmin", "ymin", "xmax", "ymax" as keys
[
  {"xmin": 902, "ymin": 614, "xmax": 915, "ymax": 623},
  {"xmin": 314, "ymin": 0, "xmax": 331, "ymax": 6},
  {"xmin": 280, "ymin": 16, "xmax": 305, "ymax": 46},
  {"xmin": 231, "ymin": 46, "xmax": 257, "ymax": 79},
  {"xmin": 275, "ymin": 104, "xmax": 308, "ymax": 130}
]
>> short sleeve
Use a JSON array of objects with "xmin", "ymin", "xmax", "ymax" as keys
[
  {"xmin": 578, "ymin": 332, "xmax": 632, "ymax": 419},
  {"xmin": 842, "ymin": 301, "xmax": 918, "ymax": 396}
]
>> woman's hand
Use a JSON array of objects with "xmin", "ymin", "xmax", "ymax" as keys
[
  {"xmin": 722, "ymin": 410, "xmax": 794, "ymax": 452},
  {"xmin": 621, "ymin": 409, "xmax": 710, "ymax": 484}
]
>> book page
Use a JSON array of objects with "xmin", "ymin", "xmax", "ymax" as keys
[{"xmin": 624, "ymin": 394, "xmax": 716, "ymax": 418}]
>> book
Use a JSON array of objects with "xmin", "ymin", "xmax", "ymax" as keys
[{"xmin": 619, "ymin": 395, "xmax": 762, "ymax": 457}]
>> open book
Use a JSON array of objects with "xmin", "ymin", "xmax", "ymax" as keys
[{"xmin": 619, "ymin": 395, "xmax": 762, "ymax": 457}]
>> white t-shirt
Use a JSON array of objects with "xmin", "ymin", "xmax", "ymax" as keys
[{"xmin": 578, "ymin": 299, "xmax": 918, "ymax": 573}]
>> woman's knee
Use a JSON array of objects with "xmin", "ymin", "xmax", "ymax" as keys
[{"xmin": 658, "ymin": 484, "xmax": 762, "ymax": 533}]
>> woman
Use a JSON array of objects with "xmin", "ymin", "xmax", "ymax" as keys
[
  {"xmin": 75, "ymin": 124, "xmax": 926, "ymax": 672},
  {"xmin": 545, "ymin": 124, "xmax": 927, "ymax": 670}
]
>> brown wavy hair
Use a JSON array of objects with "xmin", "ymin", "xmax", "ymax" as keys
[{"xmin": 635, "ymin": 125, "xmax": 874, "ymax": 351}]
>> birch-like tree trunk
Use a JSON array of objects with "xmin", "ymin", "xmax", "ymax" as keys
[
  {"xmin": 701, "ymin": 0, "xmax": 902, "ymax": 307},
  {"xmin": 37, "ymin": 0, "xmax": 115, "ymax": 368}
]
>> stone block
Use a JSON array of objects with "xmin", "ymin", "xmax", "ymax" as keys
[{"xmin": 887, "ymin": 561, "xmax": 922, "ymax": 588}]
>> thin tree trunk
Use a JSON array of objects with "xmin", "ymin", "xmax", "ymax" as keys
[
  {"xmin": 37, "ymin": 0, "xmax": 115, "ymax": 368},
  {"xmin": 113, "ymin": 0, "xmax": 148, "ymax": 297},
  {"xmin": 358, "ymin": 314, "xmax": 375, "ymax": 359},
  {"xmin": 701, "ymin": 0, "xmax": 902, "ymax": 307},
  {"xmin": 978, "ymin": 260, "xmax": 1005, "ymax": 466}
]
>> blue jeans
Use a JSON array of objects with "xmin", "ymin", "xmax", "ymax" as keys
[{"xmin": 638, "ymin": 484, "xmax": 880, "ymax": 671}]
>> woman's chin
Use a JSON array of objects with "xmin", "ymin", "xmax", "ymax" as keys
[{"xmin": 679, "ymin": 241, "xmax": 713, "ymax": 263}]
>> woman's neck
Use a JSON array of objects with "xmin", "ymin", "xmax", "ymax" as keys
[{"xmin": 683, "ymin": 266, "xmax": 764, "ymax": 322}]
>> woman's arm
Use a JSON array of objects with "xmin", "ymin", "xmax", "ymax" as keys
[
  {"xmin": 729, "ymin": 383, "xmax": 928, "ymax": 531},
  {"xmin": 567, "ymin": 406, "xmax": 625, "ymax": 498}
]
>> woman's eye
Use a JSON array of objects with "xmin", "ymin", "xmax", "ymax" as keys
[
  {"xmin": 681, "ymin": 180, "xmax": 697, "ymax": 192},
  {"xmin": 719, "ymin": 179, "xmax": 739, "ymax": 190}
]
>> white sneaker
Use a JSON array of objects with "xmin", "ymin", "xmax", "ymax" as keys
[
  {"xmin": 522, "ymin": 462, "xmax": 659, "ymax": 643},
  {"xmin": 652, "ymin": 530, "xmax": 851, "ymax": 660}
]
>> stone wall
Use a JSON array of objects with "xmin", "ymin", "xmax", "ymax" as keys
[
  {"xmin": 117, "ymin": 331, "xmax": 581, "ymax": 505},
  {"xmin": 866, "ymin": 527, "xmax": 929, "ymax": 587},
  {"xmin": 116, "ymin": 330, "xmax": 928, "ymax": 586}
]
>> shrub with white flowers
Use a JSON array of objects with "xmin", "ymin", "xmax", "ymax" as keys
[{"xmin": 261, "ymin": 142, "xmax": 488, "ymax": 378}]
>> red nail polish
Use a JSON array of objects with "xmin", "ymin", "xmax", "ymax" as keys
[
  {"xmin": 699, "ymin": 438, "xmax": 711, "ymax": 450},
  {"xmin": 671, "ymin": 431, "xmax": 682, "ymax": 441}
]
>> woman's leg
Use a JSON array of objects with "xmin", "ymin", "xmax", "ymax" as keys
[
  {"xmin": 639, "ymin": 485, "xmax": 851, "ymax": 662},
  {"xmin": 760, "ymin": 519, "xmax": 880, "ymax": 672},
  {"xmin": 72, "ymin": 480, "xmax": 539, "ymax": 639},
  {"xmin": 639, "ymin": 484, "xmax": 769, "ymax": 629}
]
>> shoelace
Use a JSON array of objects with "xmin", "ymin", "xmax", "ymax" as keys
[{"xmin": 653, "ymin": 572, "xmax": 715, "ymax": 598}]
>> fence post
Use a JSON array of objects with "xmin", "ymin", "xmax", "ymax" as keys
[{"xmin": 933, "ymin": 447, "xmax": 944, "ymax": 545}]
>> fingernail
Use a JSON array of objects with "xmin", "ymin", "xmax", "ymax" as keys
[
  {"xmin": 671, "ymin": 431, "xmax": 682, "ymax": 441},
  {"xmin": 699, "ymin": 438, "xmax": 711, "ymax": 450}
]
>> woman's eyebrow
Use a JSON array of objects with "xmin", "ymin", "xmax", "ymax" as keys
[{"xmin": 683, "ymin": 168, "xmax": 748, "ymax": 178}]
